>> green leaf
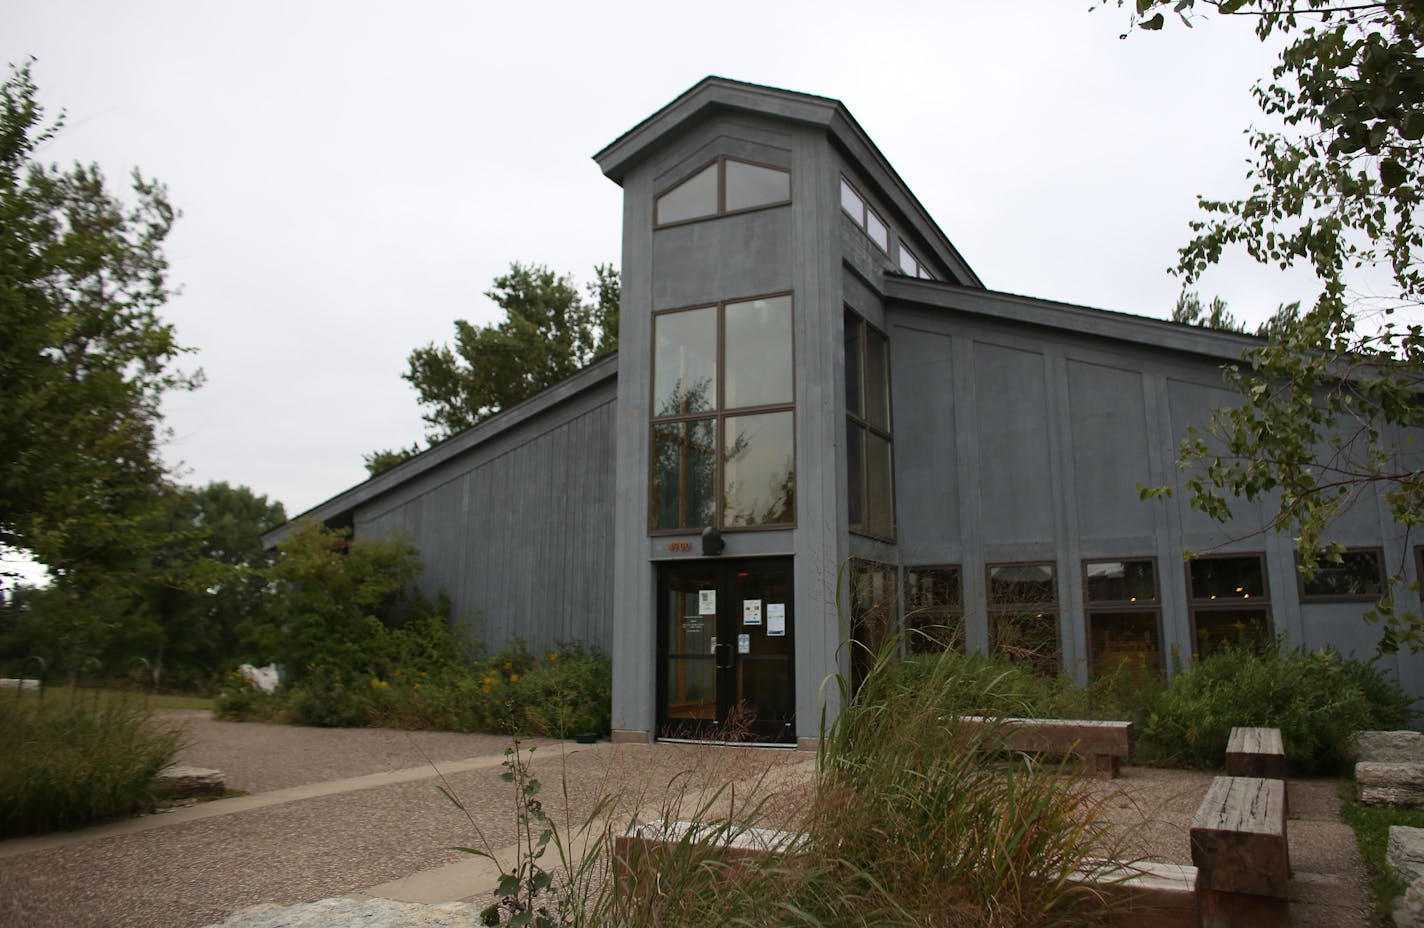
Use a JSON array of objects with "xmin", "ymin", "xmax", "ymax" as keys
[
  {"xmin": 1140, "ymin": 12, "xmax": 1165, "ymax": 29},
  {"xmin": 496, "ymin": 873, "xmax": 520, "ymax": 897},
  {"xmin": 1380, "ymin": 158, "xmax": 1407, "ymax": 190}
]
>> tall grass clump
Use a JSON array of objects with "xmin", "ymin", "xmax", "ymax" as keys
[
  {"xmin": 1139, "ymin": 640, "xmax": 1411, "ymax": 773},
  {"xmin": 0, "ymin": 695, "xmax": 184, "ymax": 837}
]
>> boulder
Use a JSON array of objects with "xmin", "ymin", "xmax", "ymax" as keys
[
  {"xmin": 1355, "ymin": 731, "xmax": 1424, "ymax": 764},
  {"xmin": 155, "ymin": 765, "xmax": 225, "ymax": 800},
  {"xmin": 203, "ymin": 898, "xmax": 483, "ymax": 928},
  {"xmin": 1391, "ymin": 827, "xmax": 1424, "ymax": 884},
  {"xmin": 1396, "ymin": 873, "xmax": 1424, "ymax": 928},
  {"xmin": 1359, "ymin": 763, "xmax": 1424, "ymax": 807}
]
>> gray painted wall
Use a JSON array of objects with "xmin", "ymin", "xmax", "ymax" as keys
[{"xmin": 354, "ymin": 379, "xmax": 617, "ymax": 653}]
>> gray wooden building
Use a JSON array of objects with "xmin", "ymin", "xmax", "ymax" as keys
[{"xmin": 266, "ymin": 77, "xmax": 1424, "ymax": 746}]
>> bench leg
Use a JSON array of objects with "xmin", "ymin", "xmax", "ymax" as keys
[
  {"xmin": 1199, "ymin": 887, "xmax": 1290, "ymax": 927},
  {"xmin": 1089, "ymin": 754, "xmax": 1120, "ymax": 779}
]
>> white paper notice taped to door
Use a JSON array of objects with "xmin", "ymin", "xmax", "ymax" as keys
[
  {"xmin": 737, "ymin": 633, "xmax": 751, "ymax": 654},
  {"xmin": 767, "ymin": 603, "xmax": 786, "ymax": 636},
  {"xmin": 698, "ymin": 590, "xmax": 716, "ymax": 615},
  {"xmin": 743, "ymin": 599, "xmax": 762, "ymax": 625}
]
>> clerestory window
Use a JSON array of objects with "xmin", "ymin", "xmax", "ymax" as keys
[
  {"xmin": 650, "ymin": 294, "xmax": 795, "ymax": 532},
  {"xmin": 655, "ymin": 157, "xmax": 791, "ymax": 226}
]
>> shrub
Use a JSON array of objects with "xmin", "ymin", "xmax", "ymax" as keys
[
  {"xmin": 1139, "ymin": 640, "xmax": 1412, "ymax": 773},
  {"xmin": 212, "ymin": 670, "xmax": 286, "ymax": 722},
  {"xmin": 0, "ymin": 696, "xmax": 184, "ymax": 837}
]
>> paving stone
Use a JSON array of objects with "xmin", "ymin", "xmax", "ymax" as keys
[
  {"xmin": 1358, "ymin": 762, "xmax": 1424, "ymax": 806},
  {"xmin": 1354, "ymin": 731, "xmax": 1424, "ymax": 764},
  {"xmin": 1391, "ymin": 827, "xmax": 1424, "ymax": 884},
  {"xmin": 154, "ymin": 764, "xmax": 225, "ymax": 800},
  {"xmin": 203, "ymin": 897, "xmax": 484, "ymax": 928}
]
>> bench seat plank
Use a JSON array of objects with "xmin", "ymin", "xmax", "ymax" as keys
[
  {"xmin": 1226, "ymin": 726, "xmax": 1287, "ymax": 779},
  {"xmin": 1190, "ymin": 775, "xmax": 1289, "ymax": 898},
  {"xmin": 960, "ymin": 716, "xmax": 1133, "ymax": 778}
]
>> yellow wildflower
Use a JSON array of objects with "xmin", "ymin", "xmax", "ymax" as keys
[{"xmin": 510, "ymin": 673, "xmax": 520, "ymax": 683}]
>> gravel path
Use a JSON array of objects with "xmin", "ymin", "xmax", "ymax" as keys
[{"xmin": 0, "ymin": 712, "xmax": 1377, "ymax": 927}]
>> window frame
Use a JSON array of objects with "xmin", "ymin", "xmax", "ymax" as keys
[
  {"xmin": 844, "ymin": 308, "xmax": 895, "ymax": 542},
  {"xmin": 648, "ymin": 292, "xmax": 797, "ymax": 535},
  {"xmin": 1082, "ymin": 558, "xmax": 1164, "ymax": 680},
  {"xmin": 1296, "ymin": 546, "xmax": 1387, "ymax": 603},
  {"xmin": 654, "ymin": 155, "xmax": 792, "ymax": 229},
  {"xmin": 896, "ymin": 239, "xmax": 934, "ymax": 280},
  {"xmin": 839, "ymin": 176, "xmax": 891, "ymax": 255}
]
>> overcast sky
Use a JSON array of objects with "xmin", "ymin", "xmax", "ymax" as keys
[{"xmin": 3, "ymin": 1, "xmax": 1313, "ymax": 527}]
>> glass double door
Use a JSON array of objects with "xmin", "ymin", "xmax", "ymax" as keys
[{"xmin": 657, "ymin": 558, "xmax": 795, "ymax": 744}]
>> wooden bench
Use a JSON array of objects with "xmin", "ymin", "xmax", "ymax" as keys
[
  {"xmin": 961, "ymin": 716, "xmax": 1134, "ymax": 779},
  {"xmin": 618, "ymin": 820, "xmax": 1198, "ymax": 927},
  {"xmin": 1226, "ymin": 726, "xmax": 1287, "ymax": 779},
  {"xmin": 1190, "ymin": 775, "xmax": 1290, "ymax": 927}
]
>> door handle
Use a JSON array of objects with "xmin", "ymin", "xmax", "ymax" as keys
[{"xmin": 714, "ymin": 642, "xmax": 734, "ymax": 670}]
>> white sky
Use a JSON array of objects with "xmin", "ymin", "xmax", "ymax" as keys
[{"xmin": 3, "ymin": 0, "xmax": 1314, "ymax": 522}]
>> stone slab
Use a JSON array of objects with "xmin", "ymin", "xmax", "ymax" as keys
[
  {"xmin": 1390, "ymin": 826, "xmax": 1424, "ymax": 884},
  {"xmin": 202, "ymin": 897, "xmax": 483, "ymax": 928},
  {"xmin": 1354, "ymin": 731, "xmax": 1424, "ymax": 764},
  {"xmin": 1358, "ymin": 762, "xmax": 1424, "ymax": 807},
  {"xmin": 155, "ymin": 765, "xmax": 225, "ymax": 800}
]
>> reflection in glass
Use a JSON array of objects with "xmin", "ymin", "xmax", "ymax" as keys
[
  {"xmin": 665, "ymin": 658, "xmax": 716, "ymax": 720},
  {"xmin": 846, "ymin": 425, "xmax": 864, "ymax": 528},
  {"xmin": 722, "ymin": 411, "xmax": 794, "ymax": 526},
  {"xmin": 905, "ymin": 566, "xmax": 964, "ymax": 653},
  {"xmin": 865, "ymin": 431, "xmax": 893, "ymax": 538},
  {"xmin": 1301, "ymin": 550, "xmax": 1384, "ymax": 598},
  {"xmin": 1089, "ymin": 610, "xmax": 1162, "ymax": 680},
  {"xmin": 991, "ymin": 611, "xmax": 1060, "ymax": 676},
  {"xmin": 898, "ymin": 241, "xmax": 919, "ymax": 276},
  {"xmin": 653, "ymin": 307, "xmax": 717, "ymax": 415},
  {"xmin": 850, "ymin": 560, "xmax": 897, "ymax": 692},
  {"xmin": 1085, "ymin": 559, "xmax": 1157, "ymax": 603},
  {"xmin": 844, "ymin": 311, "xmax": 863, "ymax": 418},
  {"xmin": 840, "ymin": 178, "xmax": 863, "ymax": 219},
  {"xmin": 864, "ymin": 326, "xmax": 890, "ymax": 430},
  {"xmin": 1189, "ymin": 556, "xmax": 1265, "ymax": 600},
  {"xmin": 865, "ymin": 209, "xmax": 889, "ymax": 251},
  {"xmin": 724, "ymin": 296, "xmax": 792, "ymax": 409},
  {"xmin": 725, "ymin": 161, "xmax": 789, "ymax": 213},
  {"xmin": 652, "ymin": 419, "xmax": 716, "ymax": 530},
  {"xmin": 1194, "ymin": 608, "xmax": 1272, "ymax": 656},
  {"xmin": 988, "ymin": 563, "xmax": 1057, "ymax": 606},
  {"xmin": 656, "ymin": 163, "xmax": 718, "ymax": 225}
]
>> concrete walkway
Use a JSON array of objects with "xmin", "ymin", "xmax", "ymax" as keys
[{"xmin": 0, "ymin": 712, "xmax": 1375, "ymax": 927}]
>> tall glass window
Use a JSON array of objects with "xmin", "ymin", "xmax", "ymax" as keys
[
  {"xmin": 845, "ymin": 310, "xmax": 894, "ymax": 540},
  {"xmin": 650, "ymin": 295, "xmax": 795, "ymax": 532},
  {"xmin": 904, "ymin": 566, "xmax": 963, "ymax": 654},
  {"xmin": 1083, "ymin": 559, "xmax": 1162, "ymax": 681},
  {"xmin": 1186, "ymin": 554, "xmax": 1272, "ymax": 656},
  {"xmin": 987, "ymin": 562, "xmax": 1060, "ymax": 675}
]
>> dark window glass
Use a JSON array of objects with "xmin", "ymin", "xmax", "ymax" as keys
[
  {"xmin": 1189, "ymin": 556, "xmax": 1266, "ymax": 601},
  {"xmin": 1300, "ymin": 550, "xmax": 1385, "ymax": 599},
  {"xmin": 905, "ymin": 566, "xmax": 963, "ymax": 653},
  {"xmin": 846, "ymin": 424, "xmax": 864, "ymax": 528},
  {"xmin": 722, "ymin": 411, "xmax": 795, "ymax": 527},
  {"xmin": 849, "ymin": 560, "xmax": 897, "ymax": 691},
  {"xmin": 865, "ymin": 431, "xmax": 894, "ymax": 539},
  {"xmin": 653, "ymin": 307, "xmax": 717, "ymax": 416},
  {"xmin": 1089, "ymin": 611, "xmax": 1162, "ymax": 680},
  {"xmin": 988, "ymin": 563, "xmax": 1057, "ymax": 606},
  {"xmin": 725, "ymin": 161, "xmax": 789, "ymax": 213},
  {"xmin": 844, "ymin": 311, "xmax": 863, "ymax": 418},
  {"xmin": 724, "ymin": 296, "xmax": 793, "ymax": 409},
  {"xmin": 991, "ymin": 611, "xmax": 1060, "ymax": 676},
  {"xmin": 1085, "ymin": 559, "xmax": 1158, "ymax": 604},
  {"xmin": 656, "ymin": 163, "xmax": 718, "ymax": 225},
  {"xmin": 864, "ymin": 327, "xmax": 890, "ymax": 430},
  {"xmin": 652, "ymin": 418, "xmax": 716, "ymax": 530}
]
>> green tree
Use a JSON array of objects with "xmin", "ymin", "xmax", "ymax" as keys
[
  {"xmin": 400, "ymin": 262, "xmax": 619, "ymax": 442},
  {"xmin": 0, "ymin": 60, "xmax": 198, "ymax": 581},
  {"xmin": 362, "ymin": 443, "xmax": 421, "ymax": 478},
  {"xmin": 1118, "ymin": 2, "xmax": 1424, "ymax": 647},
  {"xmin": 1171, "ymin": 292, "xmax": 1245, "ymax": 332}
]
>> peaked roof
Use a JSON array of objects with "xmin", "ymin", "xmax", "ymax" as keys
[{"xmin": 594, "ymin": 76, "xmax": 985, "ymax": 289}]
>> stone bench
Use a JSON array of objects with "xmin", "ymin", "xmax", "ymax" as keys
[
  {"xmin": 154, "ymin": 765, "xmax": 225, "ymax": 800},
  {"xmin": 1226, "ymin": 726, "xmax": 1286, "ymax": 779},
  {"xmin": 960, "ymin": 716, "xmax": 1133, "ymax": 779},
  {"xmin": 1357, "ymin": 762, "xmax": 1424, "ymax": 807},
  {"xmin": 1190, "ymin": 775, "xmax": 1290, "ymax": 927}
]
